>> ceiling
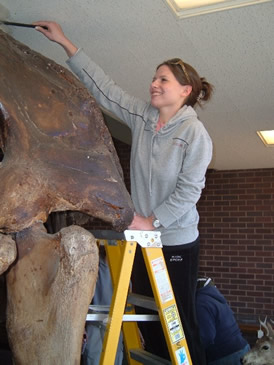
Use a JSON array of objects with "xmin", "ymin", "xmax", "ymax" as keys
[{"xmin": 1, "ymin": 0, "xmax": 274, "ymax": 170}]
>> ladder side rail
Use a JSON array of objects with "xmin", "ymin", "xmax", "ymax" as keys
[
  {"xmin": 142, "ymin": 246, "xmax": 193, "ymax": 365},
  {"xmin": 102, "ymin": 240, "xmax": 143, "ymax": 365}
]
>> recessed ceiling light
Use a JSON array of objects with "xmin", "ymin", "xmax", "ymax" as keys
[
  {"xmin": 257, "ymin": 130, "xmax": 274, "ymax": 147},
  {"xmin": 165, "ymin": 0, "xmax": 273, "ymax": 18}
]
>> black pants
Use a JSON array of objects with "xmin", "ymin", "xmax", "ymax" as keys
[{"xmin": 132, "ymin": 237, "xmax": 206, "ymax": 365}]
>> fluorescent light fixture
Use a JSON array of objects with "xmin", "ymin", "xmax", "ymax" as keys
[
  {"xmin": 257, "ymin": 130, "xmax": 274, "ymax": 147},
  {"xmin": 165, "ymin": 0, "xmax": 273, "ymax": 18}
]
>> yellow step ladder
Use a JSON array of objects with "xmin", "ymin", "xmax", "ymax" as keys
[{"xmin": 87, "ymin": 230, "xmax": 192, "ymax": 365}]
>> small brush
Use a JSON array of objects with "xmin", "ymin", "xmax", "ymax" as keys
[
  {"xmin": 0, "ymin": 20, "xmax": 47, "ymax": 29},
  {"xmin": 0, "ymin": 4, "xmax": 47, "ymax": 30}
]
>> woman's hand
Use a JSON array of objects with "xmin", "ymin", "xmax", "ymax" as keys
[
  {"xmin": 128, "ymin": 213, "xmax": 154, "ymax": 231},
  {"xmin": 33, "ymin": 21, "xmax": 78, "ymax": 57}
]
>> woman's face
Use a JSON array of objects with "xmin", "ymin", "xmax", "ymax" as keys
[{"xmin": 149, "ymin": 65, "xmax": 191, "ymax": 112}]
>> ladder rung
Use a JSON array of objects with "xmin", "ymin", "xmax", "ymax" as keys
[
  {"xmin": 88, "ymin": 304, "xmax": 110, "ymax": 312},
  {"xmin": 130, "ymin": 348, "xmax": 172, "ymax": 365},
  {"xmin": 86, "ymin": 313, "xmax": 159, "ymax": 322},
  {"xmin": 127, "ymin": 293, "xmax": 157, "ymax": 311}
]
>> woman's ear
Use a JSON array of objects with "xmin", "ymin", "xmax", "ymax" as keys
[{"xmin": 182, "ymin": 85, "xmax": 192, "ymax": 97}]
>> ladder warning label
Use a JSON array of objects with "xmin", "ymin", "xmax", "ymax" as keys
[
  {"xmin": 151, "ymin": 257, "xmax": 173, "ymax": 303},
  {"xmin": 175, "ymin": 346, "xmax": 190, "ymax": 365},
  {"xmin": 163, "ymin": 304, "xmax": 184, "ymax": 344}
]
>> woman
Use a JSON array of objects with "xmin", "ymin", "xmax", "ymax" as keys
[{"xmin": 35, "ymin": 21, "xmax": 214, "ymax": 364}]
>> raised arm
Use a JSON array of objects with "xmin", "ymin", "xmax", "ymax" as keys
[{"xmin": 34, "ymin": 21, "xmax": 78, "ymax": 58}]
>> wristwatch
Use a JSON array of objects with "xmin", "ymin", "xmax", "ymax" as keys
[{"xmin": 152, "ymin": 218, "xmax": 161, "ymax": 229}]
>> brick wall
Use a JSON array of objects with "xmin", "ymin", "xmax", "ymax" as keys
[
  {"xmin": 111, "ymin": 139, "xmax": 274, "ymax": 321},
  {"xmin": 113, "ymin": 139, "xmax": 131, "ymax": 193},
  {"xmin": 197, "ymin": 168, "xmax": 274, "ymax": 319}
]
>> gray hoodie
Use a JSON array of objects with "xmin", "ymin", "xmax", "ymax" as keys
[{"xmin": 67, "ymin": 49, "xmax": 212, "ymax": 245}]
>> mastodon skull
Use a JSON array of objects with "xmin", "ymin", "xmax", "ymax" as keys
[{"xmin": 0, "ymin": 30, "xmax": 134, "ymax": 234}]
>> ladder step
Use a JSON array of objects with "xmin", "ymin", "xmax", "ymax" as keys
[
  {"xmin": 130, "ymin": 348, "xmax": 171, "ymax": 365},
  {"xmin": 87, "ymin": 304, "xmax": 159, "ymax": 322},
  {"xmin": 86, "ymin": 313, "xmax": 159, "ymax": 322},
  {"xmin": 127, "ymin": 293, "xmax": 157, "ymax": 311}
]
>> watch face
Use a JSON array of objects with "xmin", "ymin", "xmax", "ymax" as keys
[{"xmin": 153, "ymin": 219, "xmax": 160, "ymax": 228}]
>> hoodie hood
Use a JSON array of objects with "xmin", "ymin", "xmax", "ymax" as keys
[
  {"xmin": 145, "ymin": 104, "xmax": 198, "ymax": 134},
  {"xmin": 197, "ymin": 284, "xmax": 227, "ymax": 305}
]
